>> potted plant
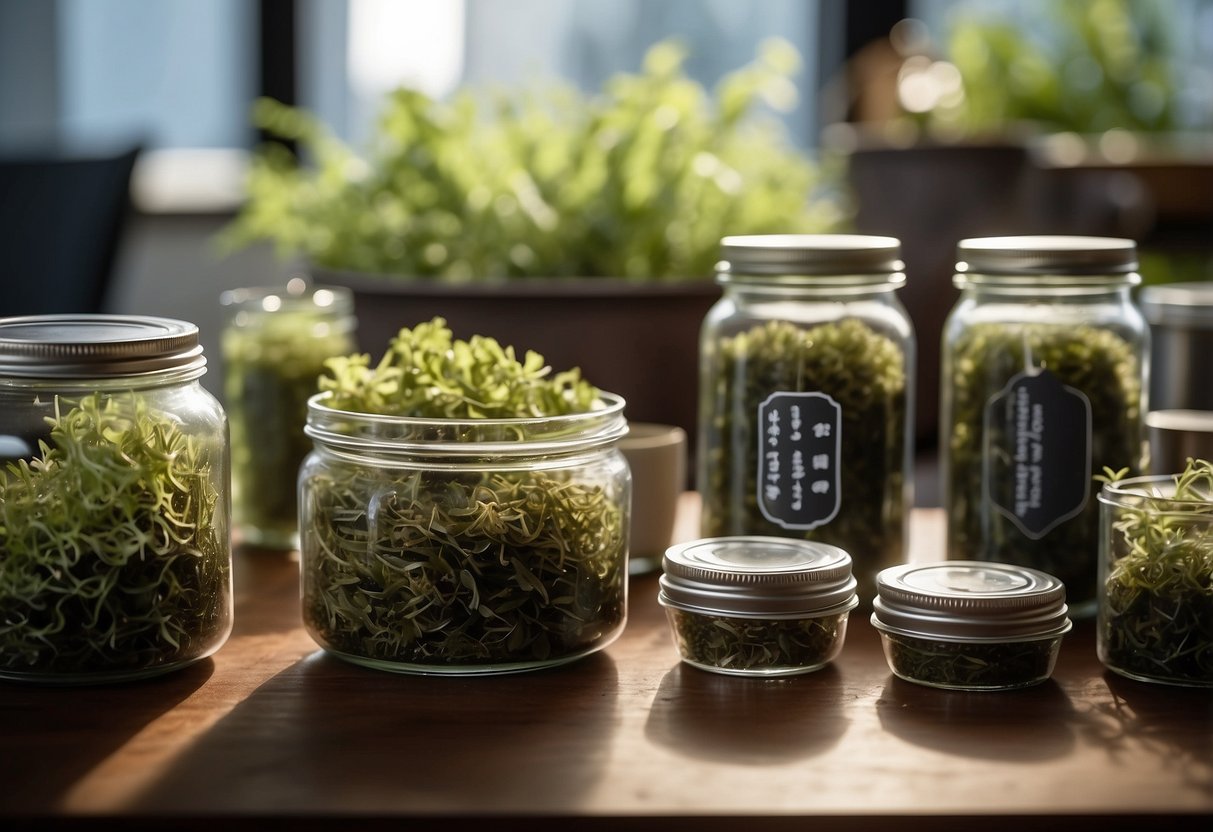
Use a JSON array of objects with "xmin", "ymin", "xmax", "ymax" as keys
[{"xmin": 221, "ymin": 40, "xmax": 843, "ymax": 440}]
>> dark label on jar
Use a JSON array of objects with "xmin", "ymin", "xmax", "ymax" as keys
[
  {"xmin": 756, "ymin": 392, "xmax": 841, "ymax": 530},
  {"xmin": 984, "ymin": 370, "xmax": 1091, "ymax": 539}
]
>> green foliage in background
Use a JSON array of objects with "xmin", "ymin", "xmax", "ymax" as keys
[
  {"xmin": 223, "ymin": 40, "xmax": 842, "ymax": 281},
  {"xmin": 934, "ymin": 0, "xmax": 1181, "ymax": 134}
]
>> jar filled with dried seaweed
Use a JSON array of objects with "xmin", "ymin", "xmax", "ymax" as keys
[
  {"xmin": 659, "ymin": 536, "xmax": 858, "ymax": 676},
  {"xmin": 0, "ymin": 315, "xmax": 231, "ymax": 684},
  {"xmin": 1097, "ymin": 462, "xmax": 1213, "ymax": 688},
  {"xmin": 221, "ymin": 280, "xmax": 355, "ymax": 549},
  {"xmin": 698, "ymin": 234, "xmax": 914, "ymax": 603},
  {"xmin": 872, "ymin": 562, "xmax": 1072, "ymax": 691},
  {"xmin": 299, "ymin": 318, "xmax": 629, "ymax": 675},
  {"xmin": 941, "ymin": 236, "xmax": 1148, "ymax": 616}
]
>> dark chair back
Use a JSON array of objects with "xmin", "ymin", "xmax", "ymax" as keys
[{"xmin": 0, "ymin": 147, "xmax": 139, "ymax": 316}]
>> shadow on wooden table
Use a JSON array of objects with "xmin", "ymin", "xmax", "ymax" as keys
[
  {"xmin": 874, "ymin": 676, "xmax": 1077, "ymax": 763},
  {"xmin": 0, "ymin": 659, "xmax": 214, "ymax": 812},
  {"xmin": 645, "ymin": 663, "xmax": 849, "ymax": 765},
  {"xmin": 130, "ymin": 649, "xmax": 620, "ymax": 814},
  {"xmin": 1075, "ymin": 671, "xmax": 1213, "ymax": 799}
]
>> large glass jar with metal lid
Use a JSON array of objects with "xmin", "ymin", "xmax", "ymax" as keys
[
  {"xmin": 299, "ymin": 392, "xmax": 631, "ymax": 676},
  {"xmin": 941, "ymin": 236, "xmax": 1149, "ymax": 616},
  {"xmin": 221, "ymin": 279, "xmax": 355, "ymax": 549},
  {"xmin": 698, "ymin": 234, "xmax": 914, "ymax": 603},
  {"xmin": 0, "ymin": 315, "xmax": 231, "ymax": 684}
]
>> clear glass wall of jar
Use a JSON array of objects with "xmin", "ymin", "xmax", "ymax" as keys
[
  {"xmin": 299, "ymin": 391, "xmax": 630, "ymax": 675},
  {"xmin": 221, "ymin": 280, "xmax": 356, "ymax": 550},
  {"xmin": 941, "ymin": 236, "xmax": 1149, "ymax": 616},
  {"xmin": 698, "ymin": 235, "xmax": 915, "ymax": 603},
  {"xmin": 0, "ymin": 315, "xmax": 232, "ymax": 684}
]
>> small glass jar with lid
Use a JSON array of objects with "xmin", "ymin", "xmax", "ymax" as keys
[
  {"xmin": 697, "ymin": 234, "xmax": 914, "ymax": 603},
  {"xmin": 221, "ymin": 279, "xmax": 355, "ymax": 549},
  {"xmin": 658, "ymin": 536, "xmax": 858, "ymax": 676},
  {"xmin": 940, "ymin": 236, "xmax": 1149, "ymax": 616},
  {"xmin": 0, "ymin": 315, "xmax": 232, "ymax": 684},
  {"xmin": 1098, "ymin": 469, "xmax": 1213, "ymax": 688},
  {"xmin": 871, "ymin": 561, "xmax": 1072, "ymax": 691},
  {"xmin": 299, "ymin": 391, "xmax": 630, "ymax": 675}
]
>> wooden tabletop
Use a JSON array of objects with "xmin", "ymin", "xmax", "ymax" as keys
[{"xmin": 2, "ymin": 504, "xmax": 1210, "ymax": 830}]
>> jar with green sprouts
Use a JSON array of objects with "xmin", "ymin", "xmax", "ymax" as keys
[
  {"xmin": 221, "ymin": 281, "xmax": 355, "ymax": 549},
  {"xmin": 1098, "ymin": 461, "xmax": 1213, "ymax": 688},
  {"xmin": 941, "ymin": 236, "xmax": 1148, "ymax": 616},
  {"xmin": 0, "ymin": 315, "xmax": 231, "ymax": 684},
  {"xmin": 299, "ymin": 318, "xmax": 629, "ymax": 675},
  {"xmin": 698, "ymin": 234, "xmax": 914, "ymax": 603}
]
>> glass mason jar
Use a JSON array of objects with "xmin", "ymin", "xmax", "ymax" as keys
[
  {"xmin": 872, "ymin": 561, "xmax": 1073, "ymax": 691},
  {"xmin": 698, "ymin": 234, "xmax": 915, "ymax": 603},
  {"xmin": 1098, "ymin": 474, "xmax": 1213, "ymax": 688},
  {"xmin": 0, "ymin": 315, "xmax": 232, "ymax": 684},
  {"xmin": 659, "ymin": 536, "xmax": 858, "ymax": 677},
  {"xmin": 299, "ymin": 391, "xmax": 631, "ymax": 675},
  {"xmin": 941, "ymin": 236, "xmax": 1149, "ymax": 616},
  {"xmin": 221, "ymin": 280, "xmax": 355, "ymax": 549}
]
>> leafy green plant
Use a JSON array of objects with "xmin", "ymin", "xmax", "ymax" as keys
[
  {"xmin": 929, "ymin": 0, "xmax": 1182, "ymax": 134},
  {"xmin": 700, "ymin": 318, "xmax": 908, "ymax": 600},
  {"xmin": 666, "ymin": 608, "xmax": 847, "ymax": 674},
  {"xmin": 301, "ymin": 319, "xmax": 626, "ymax": 671},
  {"xmin": 1098, "ymin": 460, "xmax": 1213, "ymax": 686},
  {"xmin": 222, "ymin": 40, "xmax": 841, "ymax": 281},
  {"xmin": 0, "ymin": 394, "xmax": 229, "ymax": 679},
  {"xmin": 945, "ymin": 323, "xmax": 1143, "ymax": 609}
]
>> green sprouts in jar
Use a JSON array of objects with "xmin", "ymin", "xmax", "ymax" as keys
[
  {"xmin": 944, "ymin": 322, "xmax": 1144, "ymax": 608},
  {"xmin": 300, "ymin": 318, "xmax": 628, "ymax": 673},
  {"xmin": 1098, "ymin": 461, "xmax": 1213, "ymax": 687},
  {"xmin": 665, "ymin": 608, "xmax": 849, "ymax": 675},
  {"xmin": 879, "ymin": 631, "xmax": 1063, "ymax": 691},
  {"xmin": 700, "ymin": 317, "xmax": 908, "ymax": 595},
  {"xmin": 0, "ymin": 394, "xmax": 230, "ymax": 681}
]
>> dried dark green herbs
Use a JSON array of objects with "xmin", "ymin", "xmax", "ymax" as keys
[
  {"xmin": 302, "ymin": 318, "xmax": 625, "ymax": 669},
  {"xmin": 700, "ymin": 318, "xmax": 907, "ymax": 597},
  {"xmin": 882, "ymin": 631, "xmax": 1060, "ymax": 690},
  {"xmin": 0, "ymin": 394, "xmax": 229, "ymax": 679},
  {"xmin": 1099, "ymin": 460, "xmax": 1213, "ymax": 686},
  {"xmin": 945, "ymin": 323, "xmax": 1143, "ymax": 608},
  {"xmin": 667, "ymin": 609, "xmax": 845, "ymax": 674},
  {"xmin": 224, "ymin": 305, "xmax": 352, "ymax": 547}
]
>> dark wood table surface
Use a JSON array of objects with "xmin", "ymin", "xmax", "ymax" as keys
[{"xmin": 3, "ymin": 502, "xmax": 1210, "ymax": 830}]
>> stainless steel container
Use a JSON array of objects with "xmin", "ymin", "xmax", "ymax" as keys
[{"xmin": 1140, "ymin": 282, "xmax": 1213, "ymax": 412}]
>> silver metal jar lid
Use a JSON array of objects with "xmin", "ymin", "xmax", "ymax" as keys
[
  {"xmin": 956, "ymin": 235, "xmax": 1138, "ymax": 276},
  {"xmin": 871, "ymin": 561, "xmax": 1072, "ymax": 642},
  {"xmin": 0, "ymin": 314, "xmax": 205, "ymax": 378},
  {"xmin": 717, "ymin": 234, "xmax": 904, "ymax": 278},
  {"xmin": 1139, "ymin": 281, "xmax": 1213, "ymax": 329},
  {"xmin": 658, "ymin": 536, "xmax": 858, "ymax": 619}
]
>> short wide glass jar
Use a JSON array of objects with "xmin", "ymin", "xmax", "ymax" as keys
[
  {"xmin": 698, "ymin": 235, "xmax": 914, "ymax": 603},
  {"xmin": 871, "ymin": 562, "xmax": 1072, "ymax": 691},
  {"xmin": 221, "ymin": 280, "xmax": 355, "ymax": 549},
  {"xmin": 941, "ymin": 236, "xmax": 1149, "ymax": 616},
  {"xmin": 1098, "ymin": 473, "xmax": 1213, "ymax": 688},
  {"xmin": 0, "ymin": 315, "xmax": 232, "ymax": 684},
  {"xmin": 658, "ymin": 536, "xmax": 859, "ymax": 676},
  {"xmin": 299, "ymin": 391, "xmax": 630, "ymax": 675}
]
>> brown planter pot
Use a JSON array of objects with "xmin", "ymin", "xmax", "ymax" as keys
[{"xmin": 314, "ymin": 270, "xmax": 720, "ymax": 454}]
